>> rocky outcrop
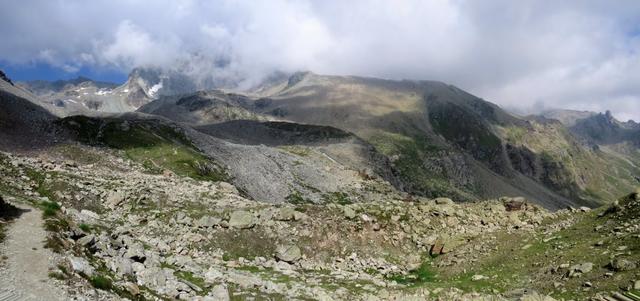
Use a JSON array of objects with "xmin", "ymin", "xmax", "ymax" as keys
[{"xmin": 0, "ymin": 69, "xmax": 13, "ymax": 85}]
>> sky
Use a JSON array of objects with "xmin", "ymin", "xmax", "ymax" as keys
[{"xmin": 1, "ymin": 0, "xmax": 639, "ymax": 121}]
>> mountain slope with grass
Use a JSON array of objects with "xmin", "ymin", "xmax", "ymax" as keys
[{"xmin": 240, "ymin": 72, "xmax": 638, "ymax": 208}]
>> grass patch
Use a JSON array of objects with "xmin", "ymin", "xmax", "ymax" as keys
[
  {"xmin": 48, "ymin": 271, "xmax": 68, "ymax": 280},
  {"xmin": 40, "ymin": 200, "xmax": 61, "ymax": 218},
  {"xmin": 78, "ymin": 223, "xmax": 91, "ymax": 232},
  {"xmin": 60, "ymin": 116, "xmax": 228, "ymax": 182},
  {"xmin": 90, "ymin": 274, "xmax": 113, "ymax": 290},
  {"xmin": 174, "ymin": 271, "xmax": 207, "ymax": 294},
  {"xmin": 286, "ymin": 191, "xmax": 313, "ymax": 205},
  {"xmin": 279, "ymin": 145, "xmax": 311, "ymax": 157},
  {"xmin": 44, "ymin": 235, "xmax": 66, "ymax": 253},
  {"xmin": 368, "ymin": 130, "xmax": 475, "ymax": 200},
  {"xmin": 322, "ymin": 192, "xmax": 353, "ymax": 205},
  {"xmin": 386, "ymin": 261, "xmax": 437, "ymax": 287}
]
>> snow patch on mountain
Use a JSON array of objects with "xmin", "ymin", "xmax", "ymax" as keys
[{"xmin": 148, "ymin": 82, "xmax": 163, "ymax": 98}]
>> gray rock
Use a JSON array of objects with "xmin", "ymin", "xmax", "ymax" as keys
[
  {"xmin": 175, "ymin": 212, "xmax": 193, "ymax": 225},
  {"xmin": 77, "ymin": 209, "xmax": 100, "ymax": 224},
  {"xmin": 68, "ymin": 256, "xmax": 95, "ymax": 276},
  {"xmin": 293, "ymin": 211, "xmax": 308, "ymax": 221},
  {"xmin": 610, "ymin": 258, "xmax": 637, "ymax": 271},
  {"xmin": 521, "ymin": 292, "xmax": 557, "ymax": 301},
  {"xmin": 208, "ymin": 284, "xmax": 230, "ymax": 301},
  {"xmin": 196, "ymin": 216, "xmax": 221, "ymax": 228},
  {"xmin": 228, "ymin": 210, "xmax": 255, "ymax": 229},
  {"xmin": 218, "ymin": 182, "xmax": 238, "ymax": 194},
  {"xmin": 180, "ymin": 279, "xmax": 203, "ymax": 292},
  {"xmin": 274, "ymin": 207, "xmax": 296, "ymax": 221},
  {"xmin": 634, "ymin": 280, "xmax": 640, "ymax": 290},
  {"xmin": 77, "ymin": 234, "xmax": 95, "ymax": 247},
  {"xmin": 106, "ymin": 190, "xmax": 126, "ymax": 208},
  {"xmin": 275, "ymin": 244, "xmax": 302, "ymax": 263},
  {"xmin": 112, "ymin": 257, "xmax": 134, "ymax": 277},
  {"xmin": 124, "ymin": 242, "xmax": 146, "ymax": 261},
  {"xmin": 123, "ymin": 282, "xmax": 140, "ymax": 296},
  {"xmin": 132, "ymin": 262, "xmax": 146, "ymax": 273},
  {"xmin": 578, "ymin": 206, "xmax": 591, "ymax": 212},
  {"xmin": 568, "ymin": 262, "xmax": 593, "ymax": 277},
  {"xmin": 343, "ymin": 206, "xmax": 356, "ymax": 219},
  {"xmin": 137, "ymin": 267, "xmax": 167, "ymax": 288},
  {"xmin": 434, "ymin": 197, "xmax": 453, "ymax": 205},
  {"xmin": 204, "ymin": 267, "xmax": 224, "ymax": 283}
]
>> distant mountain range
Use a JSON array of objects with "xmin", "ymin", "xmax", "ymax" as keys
[{"xmin": 2, "ymin": 68, "xmax": 639, "ymax": 208}]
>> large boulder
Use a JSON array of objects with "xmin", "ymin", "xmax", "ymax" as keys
[
  {"xmin": 228, "ymin": 210, "xmax": 255, "ymax": 229},
  {"xmin": 106, "ymin": 190, "xmax": 126, "ymax": 209},
  {"xmin": 207, "ymin": 284, "xmax": 230, "ymax": 301},
  {"xmin": 434, "ymin": 197, "xmax": 453, "ymax": 205},
  {"xmin": 274, "ymin": 207, "xmax": 296, "ymax": 221},
  {"xmin": 68, "ymin": 256, "xmax": 95, "ymax": 276},
  {"xmin": 275, "ymin": 244, "xmax": 302, "ymax": 263},
  {"xmin": 343, "ymin": 206, "xmax": 356, "ymax": 219},
  {"xmin": 609, "ymin": 258, "xmax": 637, "ymax": 272},
  {"xmin": 567, "ymin": 262, "xmax": 593, "ymax": 277},
  {"xmin": 136, "ymin": 267, "xmax": 167, "ymax": 288},
  {"xmin": 110, "ymin": 257, "xmax": 134, "ymax": 277}
]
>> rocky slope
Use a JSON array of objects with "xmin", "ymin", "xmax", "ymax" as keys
[
  {"xmin": 17, "ymin": 76, "xmax": 140, "ymax": 116},
  {"xmin": 138, "ymin": 90, "xmax": 271, "ymax": 125},
  {"xmin": 0, "ymin": 74, "xmax": 60, "ymax": 149},
  {"xmin": 1, "ymin": 142, "xmax": 639, "ymax": 300},
  {"xmin": 542, "ymin": 109, "xmax": 597, "ymax": 127}
]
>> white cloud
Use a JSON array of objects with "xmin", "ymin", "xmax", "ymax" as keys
[
  {"xmin": 99, "ymin": 20, "xmax": 179, "ymax": 69},
  {"xmin": 0, "ymin": 0, "xmax": 639, "ymax": 120}
]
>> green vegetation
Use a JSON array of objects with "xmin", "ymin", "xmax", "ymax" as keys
[
  {"xmin": 286, "ymin": 191, "xmax": 313, "ymax": 205},
  {"xmin": 48, "ymin": 271, "xmax": 67, "ymax": 280},
  {"xmin": 368, "ymin": 130, "xmax": 476, "ymax": 200},
  {"xmin": 428, "ymin": 102, "xmax": 503, "ymax": 164},
  {"xmin": 420, "ymin": 192, "xmax": 640, "ymax": 299},
  {"xmin": 386, "ymin": 261, "xmax": 437, "ymax": 287},
  {"xmin": 322, "ymin": 192, "xmax": 352, "ymax": 205},
  {"xmin": 39, "ymin": 200, "xmax": 61, "ymax": 218},
  {"xmin": 89, "ymin": 275, "xmax": 113, "ymax": 290},
  {"xmin": 78, "ymin": 223, "xmax": 91, "ymax": 232},
  {"xmin": 279, "ymin": 145, "xmax": 311, "ymax": 157},
  {"xmin": 24, "ymin": 168, "xmax": 57, "ymax": 203},
  {"xmin": 43, "ymin": 218, "xmax": 70, "ymax": 253},
  {"xmin": 60, "ymin": 116, "xmax": 228, "ymax": 182},
  {"xmin": 174, "ymin": 271, "xmax": 207, "ymax": 294},
  {"xmin": 498, "ymin": 122, "xmax": 640, "ymax": 206}
]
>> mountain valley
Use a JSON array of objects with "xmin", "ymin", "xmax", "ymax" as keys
[{"xmin": 1, "ymin": 69, "xmax": 639, "ymax": 301}]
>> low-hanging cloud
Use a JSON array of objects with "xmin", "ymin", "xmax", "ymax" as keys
[{"xmin": 1, "ymin": 0, "xmax": 639, "ymax": 120}]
